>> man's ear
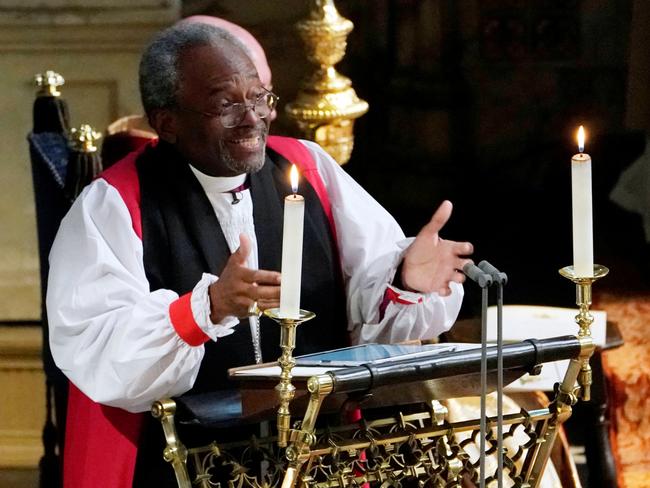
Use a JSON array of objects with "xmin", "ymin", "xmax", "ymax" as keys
[{"xmin": 149, "ymin": 108, "xmax": 178, "ymax": 144}]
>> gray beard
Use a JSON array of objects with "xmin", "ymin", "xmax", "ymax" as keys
[{"xmin": 219, "ymin": 133, "xmax": 267, "ymax": 175}]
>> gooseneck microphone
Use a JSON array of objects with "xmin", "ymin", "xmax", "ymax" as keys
[
  {"xmin": 478, "ymin": 260, "xmax": 507, "ymax": 285},
  {"xmin": 462, "ymin": 263, "xmax": 493, "ymax": 288}
]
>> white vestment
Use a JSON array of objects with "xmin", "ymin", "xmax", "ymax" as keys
[{"xmin": 47, "ymin": 140, "xmax": 463, "ymax": 413}]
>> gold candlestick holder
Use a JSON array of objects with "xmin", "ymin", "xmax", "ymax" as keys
[
  {"xmin": 263, "ymin": 308, "xmax": 316, "ymax": 447},
  {"xmin": 559, "ymin": 264, "xmax": 609, "ymax": 401}
]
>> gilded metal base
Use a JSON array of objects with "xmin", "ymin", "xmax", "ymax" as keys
[
  {"xmin": 558, "ymin": 264, "xmax": 609, "ymax": 402},
  {"xmin": 154, "ymin": 345, "xmax": 588, "ymax": 488},
  {"xmin": 263, "ymin": 308, "xmax": 317, "ymax": 323},
  {"xmin": 264, "ymin": 308, "xmax": 316, "ymax": 448},
  {"xmin": 151, "ymin": 399, "xmax": 191, "ymax": 488},
  {"xmin": 163, "ymin": 402, "xmax": 571, "ymax": 488}
]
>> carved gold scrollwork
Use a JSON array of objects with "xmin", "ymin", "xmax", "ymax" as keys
[
  {"xmin": 156, "ymin": 334, "xmax": 591, "ymax": 487},
  {"xmin": 166, "ymin": 405, "xmax": 570, "ymax": 488},
  {"xmin": 286, "ymin": 0, "xmax": 368, "ymax": 165}
]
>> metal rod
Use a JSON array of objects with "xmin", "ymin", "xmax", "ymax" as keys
[
  {"xmin": 496, "ymin": 282, "xmax": 504, "ymax": 488},
  {"xmin": 480, "ymin": 285, "xmax": 488, "ymax": 488},
  {"xmin": 478, "ymin": 259, "xmax": 508, "ymax": 487}
]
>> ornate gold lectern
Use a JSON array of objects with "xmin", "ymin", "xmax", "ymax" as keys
[
  {"xmin": 152, "ymin": 334, "xmax": 593, "ymax": 488},
  {"xmin": 152, "ymin": 262, "xmax": 609, "ymax": 488}
]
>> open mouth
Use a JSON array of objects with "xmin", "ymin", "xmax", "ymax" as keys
[{"xmin": 227, "ymin": 135, "xmax": 262, "ymax": 151}]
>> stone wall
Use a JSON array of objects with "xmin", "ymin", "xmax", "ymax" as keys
[{"xmin": 0, "ymin": 0, "xmax": 180, "ymax": 321}]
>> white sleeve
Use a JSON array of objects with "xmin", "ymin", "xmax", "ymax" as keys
[
  {"xmin": 300, "ymin": 140, "xmax": 463, "ymax": 344},
  {"xmin": 46, "ymin": 179, "xmax": 233, "ymax": 413}
]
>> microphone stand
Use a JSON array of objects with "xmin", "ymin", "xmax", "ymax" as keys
[
  {"xmin": 463, "ymin": 263, "xmax": 492, "ymax": 488},
  {"xmin": 479, "ymin": 261, "xmax": 508, "ymax": 488}
]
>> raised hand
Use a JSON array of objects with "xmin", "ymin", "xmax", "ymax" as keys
[
  {"xmin": 208, "ymin": 234, "xmax": 281, "ymax": 323},
  {"xmin": 401, "ymin": 200, "xmax": 474, "ymax": 296}
]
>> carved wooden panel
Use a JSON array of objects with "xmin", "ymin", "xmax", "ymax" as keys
[{"xmin": 480, "ymin": 1, "xmax": 579, "ymax": 61}]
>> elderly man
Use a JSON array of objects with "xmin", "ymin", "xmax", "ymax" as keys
[
  {"xmin": 100, "ymin": 15, "xmax": 274, "ymax": 168},
  {"xmin": 47, "ymin": 22, "xmax": 473, "ymax": 487}
]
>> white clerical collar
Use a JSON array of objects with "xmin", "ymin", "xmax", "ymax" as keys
[{"xmin": 189, "ymin": 164, "xmax": 247, "ymax": 194}]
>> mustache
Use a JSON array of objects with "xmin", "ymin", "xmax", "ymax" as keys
[{"xmin": 227, "ymin": 122, "xmax": 268, "ymax": 139}]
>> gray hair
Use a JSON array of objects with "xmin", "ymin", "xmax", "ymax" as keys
[{"xmin": 139, "ymin": 23, "xmax": 246, "ymax": 115}]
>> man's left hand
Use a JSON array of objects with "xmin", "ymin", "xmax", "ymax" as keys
[{"xmin": 401, "ymin": 200, "xmax": 473, "ymax": 297}]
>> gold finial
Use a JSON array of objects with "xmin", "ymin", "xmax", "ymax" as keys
[
  {"xmin": 34, "ymin": 71, "xmax": 65, "ymax": 97},
  {"xmin": 70, "ymin": 124, "xmax": 102, "ymax": 153},
  {"xmin": 286, "ymin": 0, "xmax": 368, "ymax": 165}
]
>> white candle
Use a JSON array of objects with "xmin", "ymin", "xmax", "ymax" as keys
[
  {"xmin": 571, "ymin": 126, "xmax": 594, "ymax": 277},
  {"xmin": 279, "ymin": 165, "xmax": 305, "ymax": 318}
]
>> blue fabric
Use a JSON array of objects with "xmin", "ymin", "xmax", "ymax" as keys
[
  {"xmin": 27, "ymin": 132, "xmax": 70, "ymax": 188},
  {"xmin": 27, "ymin": 131, "xmax": 71, "ymax": 380}
]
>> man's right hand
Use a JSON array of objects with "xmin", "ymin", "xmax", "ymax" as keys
[
  {"xmin": 208, "ymin": 234, "xmax": 281, "ymax": 323},
  {"xmin": 401, "ymin": 200, "xmax": 473, "ymax": 297}
]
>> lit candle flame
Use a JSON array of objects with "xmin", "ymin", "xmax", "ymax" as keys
[
  {"xmin": 290, "ymin": 164, "xmax": 299, "ymax": 194},
  {"xmin": 577, "ymin": 125, "xmax": 586, "ymax": 153}
]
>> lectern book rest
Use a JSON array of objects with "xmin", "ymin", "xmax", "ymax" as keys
[
  {"xmin": 230, "ymin": 342, "xmax": 477, "ymax": 377},
  {"xmin": 172, "ymin": 337, "xmax": 581, "ymax": 428}
]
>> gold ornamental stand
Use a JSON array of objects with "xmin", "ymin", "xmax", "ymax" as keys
[
  {"xmin": 264, "ymin": 308, "xmax": 316, "ymax": 448},
  {"xmin": 286, "ymin": 0, "xmax": 368, "ymax": 164},
  {"xmin": 559, "ymin": 264, "xmax": 609, "ymax": 402},
  {"xmin": 522, "ymin": 263, "xmax": 610, "ymax": 483}
]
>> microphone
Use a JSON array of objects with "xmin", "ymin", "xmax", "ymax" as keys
[
  {"xmin": 478, "ymin": 260, "xmax": 507, "ymax": 285},
  {"xmin": 462, "ymin": 263, "xmax": 493, "ymax": 288}
]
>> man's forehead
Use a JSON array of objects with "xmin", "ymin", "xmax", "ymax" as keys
[
  {"xmin": 179, "ymin": 44, "xmax": 259, "ymax": 86},
  {"xmin": 212, "ymin": 73, "xmax": 260, "ymax": 89}
]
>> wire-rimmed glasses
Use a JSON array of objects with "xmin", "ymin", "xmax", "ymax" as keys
[{"xmin": 177, "ymin": 88, "xmax": 278, "ymax": 128}]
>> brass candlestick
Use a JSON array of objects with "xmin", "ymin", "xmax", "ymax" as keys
[
  {"xmin": 263, "ymin": 308, "xmax": 316, "ymax": 447},
  {"xmin": 559, "ymin": 264, "xmax": 609, "ymax": 401}
]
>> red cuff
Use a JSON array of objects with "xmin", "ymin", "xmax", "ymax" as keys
[
  {"xmin": 379, "ymin": 287, "xmax": 424, "ymax": 321},
  {"xmin": 169, "ymin": 292, "xmax": 210, "ymax": 346}
]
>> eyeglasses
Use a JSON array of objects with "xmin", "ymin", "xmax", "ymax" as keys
[{"xmin": 177, "ymin": 89, "xmax": 278, "ymax": 128}]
